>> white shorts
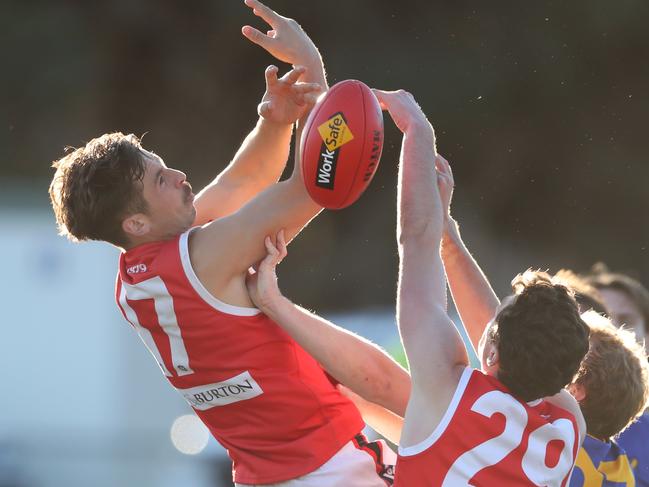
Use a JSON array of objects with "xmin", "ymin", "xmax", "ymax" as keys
[{"xmin": 236, "ymin": 434, "xmax": 396, "ymax": 487}]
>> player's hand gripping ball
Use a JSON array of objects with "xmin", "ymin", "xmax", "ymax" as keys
[{"xmin": 300, "ymin": 80, "xmax": 384, "ymax": 209}]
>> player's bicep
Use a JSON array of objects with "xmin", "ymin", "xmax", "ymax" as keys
[
  {"xmin": 192, "ymin": 175, "xmax": 264, "ymax": 226},
  {"xmin": 192, "ymin": 178, "xmax": 319, "ymax": 280},
  {"xmin": 399, "ymin": 299, "xmax": 468, "ymax": 383}
]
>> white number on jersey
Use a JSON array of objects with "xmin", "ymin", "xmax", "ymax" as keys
[
  {"xmin": 442, "ymin": 391, "xmax": 575, "ymax": 486},
  {"xmin": 119, "ymin": 276, "xmax": 194, "ymax": 377}
]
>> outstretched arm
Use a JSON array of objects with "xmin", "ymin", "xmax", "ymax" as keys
[
  {"xmin": 376, "ymin": 90, "xmax": 468, "ymax": 448},
  {"xmin": 242, "ymin": 0, "xmax": 327, "ymax": 91},
  {"xmin": 246, "ymin": 231, "xmax": 411, "ymax": 416},
  {"xmin": 190, "ymin": 1, "xmax": 328, "ymax": 300},
  {"xmin": 193, "ymin": 0, "xmax": 327, "ymax": 224},
  {"xmin": 194, "ymin": 65, "xmax": 320, "ymax": 224},
  {"xmin": 436, "ymin": 155, "xmax": 500, "ymax": 351}
]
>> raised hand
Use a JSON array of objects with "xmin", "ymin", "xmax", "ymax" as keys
[
  {"xmin": 246, "ymin": 230, "xmax": 288, "ymax": 312},
  {"xmin": 242, "ymin": 0, "xmax": 321, "ymax": 70},
  {"xmin": 372, "ymin": 89, "xmax": 432, "ymax": 136},
  {"xmin": 258, "ymin": 65, "xmax": 322, "ymax": 125},
  {"xmin": 435, "ymin": 154, "xmax": 455, "ymax": 222}
]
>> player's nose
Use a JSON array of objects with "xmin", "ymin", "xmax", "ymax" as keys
[{"xmin": 170, "ymin": 169, "xmax": 187, "ymax": 187}]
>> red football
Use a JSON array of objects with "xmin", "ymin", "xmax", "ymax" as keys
[{"xmin": 300, "ymin": 79, "xmax": 384, "ymax": 209}]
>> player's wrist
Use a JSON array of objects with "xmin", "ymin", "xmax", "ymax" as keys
[
  {"xmin": 258, "ymin": 116, "xmax": 295, "ymax": 132},
  {"xmin": 292, "ymin": 49, "xmax": 321, "ymax": 69},
  {"xmin": 259, "ymin": 292, "xmax": 291, "ymax": 317}
]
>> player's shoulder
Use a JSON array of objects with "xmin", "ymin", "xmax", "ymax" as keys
[{"xmin": 118, "ymin": 232, "xmax": 186, "ymax": 284}]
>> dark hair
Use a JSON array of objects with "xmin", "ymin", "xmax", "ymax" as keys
[
  {"xmin": 491, "ymin": 270, "xmax": 590, "ymax": 402},
  {"xmin": 49, "ymin": 132, "xmax": 147, "ymax": 248},
  {"xmin": 576, "ymin": 311, "xmax": 649, "ymax": 440},
  {"xmin": 587, "ymin": 263, "xmax": 649, "ymax": 333}
]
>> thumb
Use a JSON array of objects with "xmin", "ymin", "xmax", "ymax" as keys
[{"xmin": 258, "ymin": 100, "xmax": 272, "ymax": 118}]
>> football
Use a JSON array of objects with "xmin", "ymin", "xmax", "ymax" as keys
[{"xmin": 300, "ymin": 79, "xmax": 384, "ymax": 209}]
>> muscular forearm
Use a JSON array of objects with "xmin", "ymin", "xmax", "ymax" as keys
[
  {"xmin": 226, "ymin": 118, "xmax": 294, "ymax": 184},
  {"xmin": 397, "ymin": 123, "xmax": 441, "ymax": 245},
  {"xmin": 442, "ymin": 218, "xmax": 500, "ymax": 351},
  {"xmin": 262, "ymin": 296, "xmax": 411, "ymax": 416},
  {"xmin": 397, "ymin": 122, "xmax": 446, "ymax": 315},
  {"xmin": 193, "ymin": 119, "xmax": 294, "ymax": 225}
]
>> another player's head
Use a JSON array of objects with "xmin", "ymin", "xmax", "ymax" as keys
[
  {"xmin": 586, "ymin": 264, "xmax": 649, "ymax": 348},
  {"xmin": 479, "ymin": 270, "xmax": 590, "ymax": 402},
  {"xmin": 569, "ymin": 311, "xmax": 649, "ymax": 440},
  {"xmin": 49, "ymin": 132, "xmax": 196, "ymax": 250},
  {"xmin": 553, "ymin": 269, "xmax": 608, "ymax": 315}
]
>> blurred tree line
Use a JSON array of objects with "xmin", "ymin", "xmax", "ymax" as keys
[{"xmin": 3, "ymin": 0, "xmax": 649, "ymax": 310}]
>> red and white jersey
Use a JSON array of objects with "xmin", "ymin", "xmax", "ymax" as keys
[
  {"xmin": 395, "ymin": 367, "xmax": 580, "ymax": 487},
  {"xmin": 115, "ymin": 229, "xmax": 364, "ymax": 485}
]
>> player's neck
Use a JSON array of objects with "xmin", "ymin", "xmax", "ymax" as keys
[{"xmin": 124, "ymin": 232, "xmax": 178, "ymax": 251}]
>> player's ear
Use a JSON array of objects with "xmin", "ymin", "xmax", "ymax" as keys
[
  {"xmin": 122, "ymin": 213, "xmax": 150, "ymax": 238},
  {"xmin": 567, "ymin": 382, "xmax": 586, "ymax": 402},
  {"xmin": 485, "ymin": 347, "xmax": 499, "ymax": 368}
]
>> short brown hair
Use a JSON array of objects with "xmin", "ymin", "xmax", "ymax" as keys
[
  {"xmin": 492, "ymin": 270, "xmax": 590, "ymax": 402},
  {"xmin": 49, "ymin": 132, "xmax": 147, "ymax": 248},
  {"xmin": 587, "ymin": 263, "xmax": 649, "ymax": 333},
  {"xmin": 553, "ymin": 269, "xmax": 608, "ymax": 315},
  {"xmin": 575, "ymin": 311, "xmax": 649, "ymax": 440}
]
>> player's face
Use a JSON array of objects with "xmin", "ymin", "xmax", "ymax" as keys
[
  {"xmin": 139, "ymin": 151, "xmax": 196, "ymax": 240},
  {"xmin": 598, "ymin": 288, "xmax": 647, "ymax": 348}
]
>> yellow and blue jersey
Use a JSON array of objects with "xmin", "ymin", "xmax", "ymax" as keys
[
  {"xmin": 571, "ymin": 434, "xmax": 635, "ymax": 486},
  {"xmin": 618, "ymin": 413, "xmax": 649, "ymax": 487}
]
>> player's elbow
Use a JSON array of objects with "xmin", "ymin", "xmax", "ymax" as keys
[{"xmin": 355, "ymin": 352, "xmax": 410, "ymax": 416}]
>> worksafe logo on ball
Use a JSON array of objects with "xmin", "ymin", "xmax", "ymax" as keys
[
  {"xmin": 315, "ymin": 112, "xmax": 354, "ymax": 189},
  {"xmin": 179, "ymin": 371, "xmax": 263, "ymax": 410}
]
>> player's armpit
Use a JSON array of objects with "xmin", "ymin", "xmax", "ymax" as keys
[{"xmin": 189, "ymin": 176, "xmax": 321, "ymax": 294}]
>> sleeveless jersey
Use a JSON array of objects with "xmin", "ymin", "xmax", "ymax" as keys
[
  {"xmin": 619, "ymin": 412, "xmax": 649, "ymax": 487},
  {"xmin": 570, "ymin": 435, "xmax": 635, "ymax": 486},
  {"xmin": 115, "ymin": 229, "xmax": 364, "ymax": 485},
  {"xmin": 395, "ymin": 367, "xmax": 580, "ymax": 487}
]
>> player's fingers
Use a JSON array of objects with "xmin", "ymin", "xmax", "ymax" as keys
[
  {"xmin": 241, "ymin": 25, "xmax": 276, "ymax": 51},
  {"xmin": 372, "ymin": 89, "xmax": 401, "ymax": 110},
  {"xmin": 434, "ymin": 155, "xmax": 444, "ymax": 173},
  {"xmin": 264, "ymin": 235, "xmax": 280, "ymax": 261},
  {"xmin": 281, "ymin": 65, "xmax": 306, "ymax": 85},
  {"xmin": 276, "ymin": 230, "xmax": 288, "ymax": 260},
  {"xmin": 245, "ymin": 0, "xmax": 282, "ymax": 29},
  {"xmin": 264, "ymin": 65, "xmax": 279, "ymax": 87},
  {"xmin": 437, "ymin": 154, "xmax": 454, "ymax": 181},
  {"xmin": 434, "ymin": 155, "xmax": 446, "ymax": 174}
]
